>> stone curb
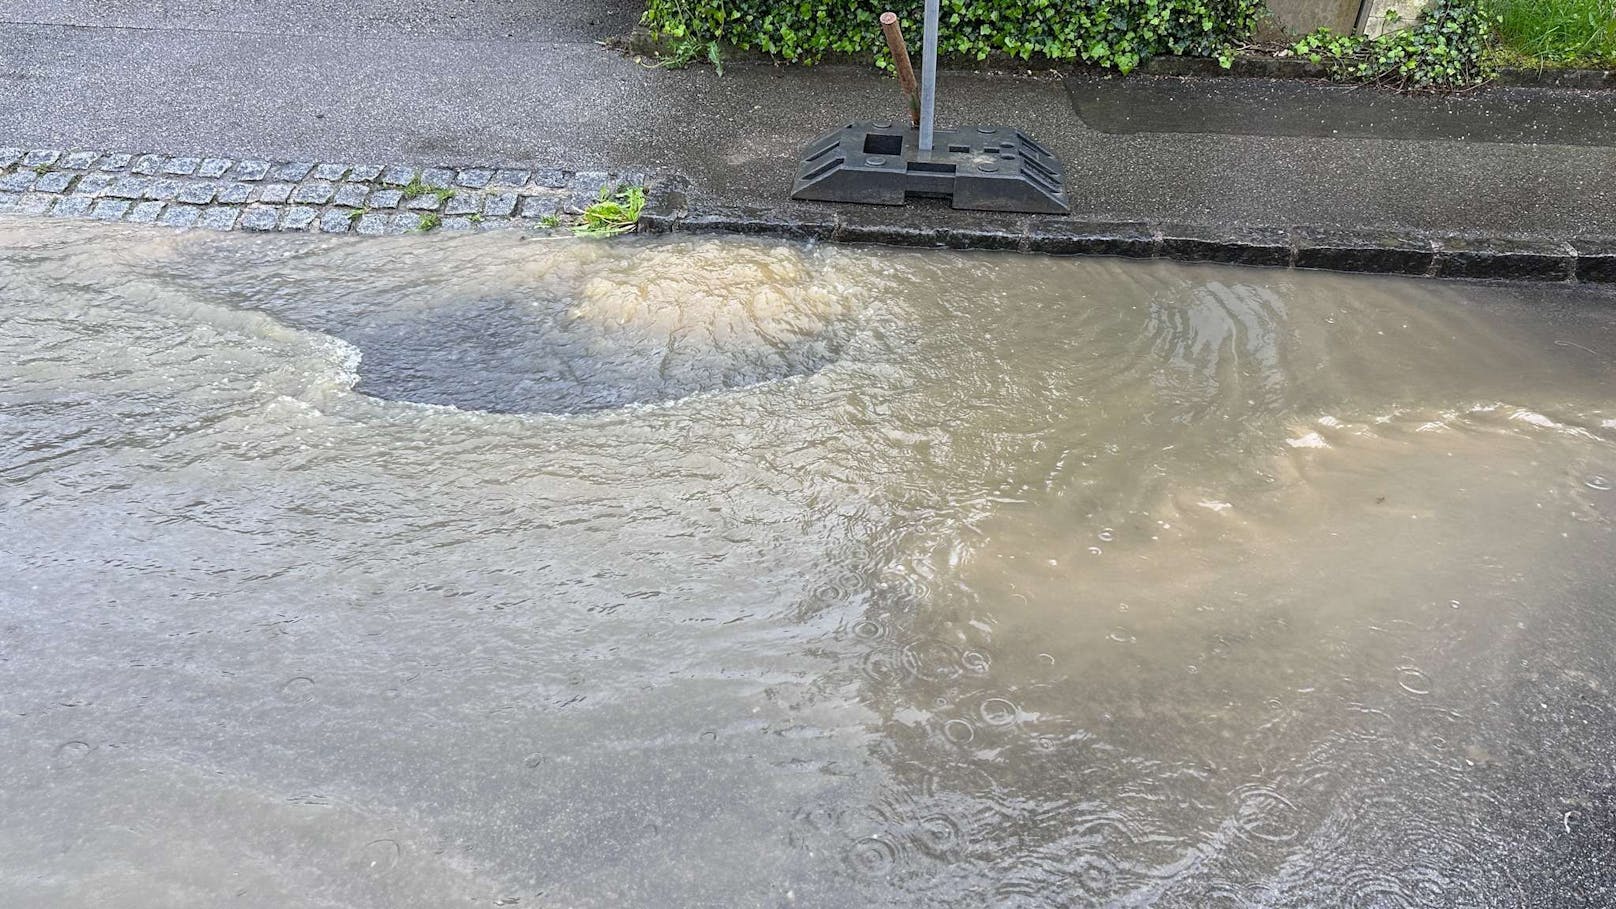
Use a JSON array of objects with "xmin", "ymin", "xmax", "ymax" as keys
[
  {"xmin": 0, "ymin": 146, "xmax": 648, "ymax": 236},
  {"xmin": 638, "ymin": 177, "xmax": 1616, "ymax": 285}
]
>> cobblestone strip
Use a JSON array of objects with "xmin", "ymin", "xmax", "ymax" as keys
[{"xmin": 0, "ymin": 146, "xmax": 647, "ymax": 235}]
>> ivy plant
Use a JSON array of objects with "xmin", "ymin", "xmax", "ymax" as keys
[{"xmin": 1291, "ymin": 0, "xmax": 1498, "ymax": 89}]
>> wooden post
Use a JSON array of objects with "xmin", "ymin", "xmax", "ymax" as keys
[{"xmin": 879, "ymin": 12, "xmax": 921, "ymax": 128}]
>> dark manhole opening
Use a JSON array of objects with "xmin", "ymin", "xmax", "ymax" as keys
[{"xmin": 346, "ymin": 296, "xmax": 846, "ymax": 416}]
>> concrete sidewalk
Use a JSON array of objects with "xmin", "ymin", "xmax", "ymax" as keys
[{"xmin": 2, "ymin": 1, "xmax": 1614, "ymax": 247}]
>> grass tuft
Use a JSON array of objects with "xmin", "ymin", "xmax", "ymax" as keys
[{"xmin": 1489, "ymin": 0, "xmax": 1616, "ymax": 64}]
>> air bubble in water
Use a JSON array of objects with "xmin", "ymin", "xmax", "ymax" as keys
[
  {"xmin": 359, "ymin": 839, "xmax": 400, "ymax": 875},
  {"xmin": 1586, "ymin": 475, "xmax": 1612, "ymax": 491}
]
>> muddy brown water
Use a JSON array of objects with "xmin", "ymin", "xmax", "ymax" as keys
[{"xmin": 2, "ymin": 219, "xmax": 1614, "ymax": 907}]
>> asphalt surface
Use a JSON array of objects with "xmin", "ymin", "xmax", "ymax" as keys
[{"xmin": 2, "ymin": 2, "xmax": 1614, "ymax": 239}]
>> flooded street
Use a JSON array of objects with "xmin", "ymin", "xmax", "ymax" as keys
[{"xmin": 2, "ymin": 218, "xmax": 1614, "ymax": 907}]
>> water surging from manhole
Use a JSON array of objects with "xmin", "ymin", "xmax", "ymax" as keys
[{"xmin": 341, "ymin": 240, "xmax": 862, "ymax": 414}]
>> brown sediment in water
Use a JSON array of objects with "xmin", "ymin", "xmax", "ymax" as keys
[{"xmin": 1, "ymin": 219, "xmax": 1614, "ymax": 907}]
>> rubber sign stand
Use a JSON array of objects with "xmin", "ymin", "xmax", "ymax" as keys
[{"xmin": 789, "ymin": 1, "xmax": 1069, "ymax": 214}]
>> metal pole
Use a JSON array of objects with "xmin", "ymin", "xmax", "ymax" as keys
[{"xmin": 918, "ymin": 0, "xmax": 939, "ymax": 151}]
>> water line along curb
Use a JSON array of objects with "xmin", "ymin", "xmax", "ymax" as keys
[{"xmin": 637, "ymin": 176, "xmax": 1616, "ymax": 284}]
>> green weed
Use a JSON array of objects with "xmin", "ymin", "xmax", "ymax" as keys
[{"xmin": 572, "ymin": 185, "xmax": 646, "ymax": 238}]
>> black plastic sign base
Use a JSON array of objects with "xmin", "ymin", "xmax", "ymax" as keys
[{"xmin": 790, "ymin": 121, "xmax": 1069, "ymax": 215}]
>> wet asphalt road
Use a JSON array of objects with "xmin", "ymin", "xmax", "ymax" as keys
[{"xmin": 3, "ymin": 0, "xmax": 1616, "ymax": 239}]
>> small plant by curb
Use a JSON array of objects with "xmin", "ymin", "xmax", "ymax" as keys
[
  {"xmin": 418, "ymin": 212, "xmax": 442, "ymax": 232},
  {"xmin": 573, "ymin": 184, "xmax": 646, "ymax": 237}
]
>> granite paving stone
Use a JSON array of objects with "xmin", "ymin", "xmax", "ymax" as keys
[
  {"xmin": 484, "ymin": 192, "xmax": 518, "ymax": 218},
  {"xmin": 443, "ymin": 216, "xmax": 477, "ymax": 231},
  {"xmin": 406, "ymin": 193, "xmax": 444, "ymax": 211},
  {"xmin": 381, "ymin": 166, "xmax": 415, "ymax": 186},
  {"xmin": 76, "ymin": 173, "xmax": 114, "ymax": 194},
  {"xmin": 97, "ymin": 153, "xmax": 133, "ymax": 172},
  {"xmin": 198, "ymin": 206, "xmax": 240, "ymax": 230},
  {"xmin": 23, "ymin": 149, "xmax": 62, "ymax": 167},
  {"xmin": 532, "ymin": 169, "xmax": 566, "ymax": 189},
  {"xmin": 62, "ymin": 151, "xmax": 99, "ymax": 169},
  {"xmin": 176, "ymin": 183, "xmax": 217, "ymax": 205},
  {"xmin": 257, "ymin": 183, "xmax": 294, "ymax": 204},
  {"xmin": 275, "ymin": 162, "xmax": 315, "ymax": 181},
  {"xmin": 444, "ymin": 193, "xmax": 480, "ymax": 215},
  {"xmin": 128, "ymin": 201, "xmax": 166, "ymax": 223},
  {"xmin": 520, "ymin": 196, "xmax": 559, "ymax": 219},
  {"xmin": 349, "ymin": 164, "xmax": 384, "ymax": 182},
  {"xmin": 91, "ymin": 199, "xmax": 132, "ymax": 220},
  {"xmin": 568, "ymin": 171, "xmax": 612, "ymax": 207},
  {"xmin": 388, "ymin": 212, "xmax": 423, "ymax": 233},
  {"xmin": 217, "ymin": 182, "xmax": 252, "ymax": 204},
  {"xmin": 318, "ymin": 210, "xmax": 354, "ymax": 233},
  {"xmin": 18, "ymin": 193, "xmax": 55, "ymax": 214},
  {"xmin": 198, "ymin": 157, "xmax": 233, "ymax": 178},
  {"xmin": 421, "ymin": 167, "xmax": 455, "ymax": 189},
  {"xmin": 368, "ymin": 189, "xmax": 403, "ymax": 209},
  {"xmin": 159, "ymin": 205, "xmax": 202, "ymax": 228},
  {"xmin": 291, "ymin": 181, "xmax": 336, "ymax": 204},
  {"xmin": 0, "ymin": 191, "xmax": 18, "ymax": 212},
  {"xmin": 0, "ymin": 148, "xmax": 23, "ymax": 168},
  {"xmin": 231, "ymin": 160, "xmax": 271, "ymax": 181},
  {"xmin": 238, "ymin": 205, "xmax": 280, "ymax": 231},
  {"xmin": 162, "ymin": 157, "xmax": 200, "ymax": 175},
  {"xmin": 51, "ymin": 195, "xmax": 93, "ymax": 217},
  {"xmin": 107, "ymin": 176, "xmax": 151, "ymax": 199},
  {"xmin": 143, "ymin": 179, "xmax": 181, "ymax": 200},
  {"xmin": 455, "ymin": 168, "xmax": 493, "ymax": 189},
  {"xmin": 493, "ymin": 169, "xmax": 531, "ymax": 186},
  {"xmin": 0, "ymin": 172, "xmax": 36, "ymax": 192},
  {"xmin": 313, "ymin": 163, "xmax": 349, "ymax": 181},
  {"xmin": 131, "ymin": 154, "xmax": 163, "ymax": 175},
  {"xmin": 18, "ymin": 193, "xmax": 54, "ymax": 215},
  {"xmin": 34, "ymin": 171, "xmax": 75, "ymax": 193},
  {"xmin": 333, "ymin": 183, "xmax": 369, "ymax": 207},
  {"xmin": 281, "ymin": 206, "xmax": 318, "ymax": 231},
  {"xmin": 355, "ymin": 213, "xmax": 389, "ymax": 235}
]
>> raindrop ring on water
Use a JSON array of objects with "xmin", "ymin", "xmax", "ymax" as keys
[
  {"xmin": 850, "ymin": 618, "xmax": 885, "ymax": 640},
  {"xmin": 845, "ymin": 836, "xmax": 898, "ymax": 877},
  {"xmin": 979, "ymin": 697, "xmax": 1019, "ymax": 726},
  {"xmin": 917, "ymin": 814, "xmax": 966, "ymax": 857},
  {"xmin": 943, "ymin": 718, "xmax": 976, "ymax": 744},
  {"xmin": 1396, "ymin": 666, "xmax": 1432, "ymax": 695}
]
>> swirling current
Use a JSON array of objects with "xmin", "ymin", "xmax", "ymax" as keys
[{"xmin": 2, "ymin": 219, "xmax": 1614, "ymax": 907}]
